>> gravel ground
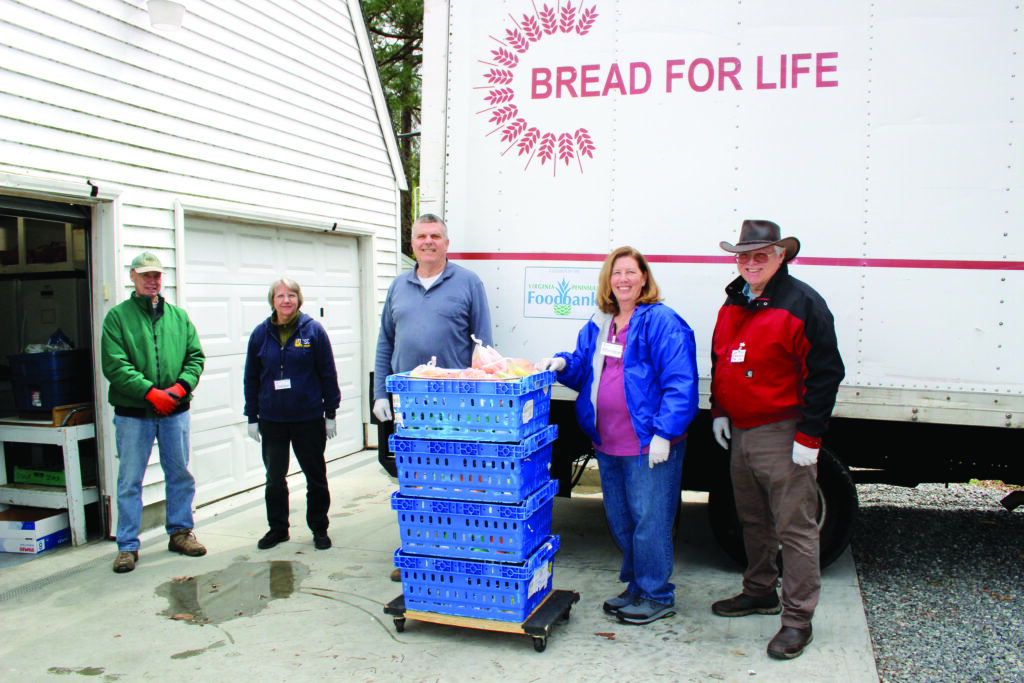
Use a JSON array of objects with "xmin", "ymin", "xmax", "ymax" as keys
[{"xmin": 850, "ymin": 482, "xmax": 1024, "ymax": 682}]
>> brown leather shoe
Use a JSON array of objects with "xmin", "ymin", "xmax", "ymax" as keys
[
  {"xmin": 390, "ymin": 568, "xmax": 402, "ymax": 582},
  {"xmin": 168, "ymin": 529, "xmax": 207, "ymax": 556},
  {"xmin": 113, "ymin": 550, "xmax": 138, "ymax": 573},
  {"xmin": 767, "ymin": 625, "xmax": 814, "ymax": 660},
  {"xmin": 711, "ymin": 591, "xmax": 782, "ymax": 617}
]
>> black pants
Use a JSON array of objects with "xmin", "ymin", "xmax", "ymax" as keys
[
  {"xmin": 375, "ymin": 393, "xmax": 398, "ymax": 478},
  {"xmin": 259, "ymin": 418, "xmax": 330, "ymax": 534}
]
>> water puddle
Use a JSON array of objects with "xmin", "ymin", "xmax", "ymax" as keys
[{"xmin": 156, "ymin": 561, "xmax": 309, "ymax": 625}]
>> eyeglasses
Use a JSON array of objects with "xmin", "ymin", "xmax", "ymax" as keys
[{"xmin": 736, "ymin": 252, "xmax": 773, "ymax": 264}]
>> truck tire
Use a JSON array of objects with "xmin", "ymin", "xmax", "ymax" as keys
[{"xmin": 706, "ymin": 447, "xmax": 858, "ymax": 570}]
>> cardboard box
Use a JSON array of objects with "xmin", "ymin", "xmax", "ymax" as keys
[{"xmin": 0, "ymin": 508, "xmax": 71, "ymax": 554}]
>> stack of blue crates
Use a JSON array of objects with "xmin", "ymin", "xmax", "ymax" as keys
[{"xmin": 386, "ymin": 370, "xmax": 560, "ymax": 622}]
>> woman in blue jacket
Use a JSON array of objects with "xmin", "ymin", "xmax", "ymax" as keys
[
  {"xmin": 538, "ymin": 246, "xmax": 698, "ymax": 624},
  {"xmin": 244, "ymin": 277, "xmax": 341, "ymax": 551}
]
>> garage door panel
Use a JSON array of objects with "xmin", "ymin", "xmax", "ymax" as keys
[
  {"xmin": 320, "ymin": 238, "xmax": 359, "ymax": 287},
  {"xmin": 183, "ymin": 216, "xmax": 365, "ymax": 505},
  {"xmin": 301, "ymin": 287, "xmax": 359, "ymax": 345},
  {"xmin": 334, "ymin": 342, "xmax": 360, "ymax": 399},
  {"xmin": 326, "ymin": 397, "xmax": 363, "ymax": 458},
  {"xmin": 188, "ymin": 294, "xmax": 235, "ymax": 357},
  {"xmin": 191, "ymin": 426, "xmax": 265, "ymax": 503},
  {"xmin": 190, "ymin": 357, "xmax": 244, "ymax": 432}
]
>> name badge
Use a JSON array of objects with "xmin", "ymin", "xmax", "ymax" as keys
[
  {"xmin": 601, "ymin": 341, "xmax": 624, "ymax": 358},
  {"xmin": 730, "ymin": 343, "xmax": 746, "ymax": 363},
  {"xmin": 274, "ymin": 378, "xmax": 292, "ymax": 390}
]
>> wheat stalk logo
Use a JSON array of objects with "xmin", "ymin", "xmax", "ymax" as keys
[
  {"xmin": 479, "ymin": 1, "xmax": 600, "ymax": 175},
  {"xmin": 553, "ymin": 279, "xmax": 573, "ymax": 316}
]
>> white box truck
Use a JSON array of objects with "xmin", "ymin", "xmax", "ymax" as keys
[{"xmin": 416, "ymin": 0, "xmax": 1024, "ymax": 565}]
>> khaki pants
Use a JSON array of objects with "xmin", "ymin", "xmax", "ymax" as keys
[{"xmin": 731, "ymin": 418, "xmax": 820, "ymax": 628}]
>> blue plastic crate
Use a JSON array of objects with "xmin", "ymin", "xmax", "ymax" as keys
[
  {"xmin": 395, "ymin": 536, "xmax": 560, "ymax": 622},
  {"xmin": 390, "ymin": 425, "xmax": 558, "ymax": 502},
  {"xmin": 385, "ymin": 371, "xmax": 556, "ymax": 443},
  {"xmin": 392, "ymin": 479, "xmax": 558, "ymax": 561}
]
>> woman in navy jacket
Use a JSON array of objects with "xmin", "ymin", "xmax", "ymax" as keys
[
  {"xmin": 538, "ymin": 246, "xmax": 698, "ymax": 625},
  {"xmin": 244, "ymin": 277, "xmax": 341, "ymax": 551}
]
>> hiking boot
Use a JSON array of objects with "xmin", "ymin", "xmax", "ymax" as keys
[
  {"xmin": 313, "ymin": 533, "xmax": 332, "ymax": 550},
  {"xmin": 768, "ymin": 625, "xmax": 814, "ymax": 660},
  {"xmin": 711, "ymin": 591, "xmax": 781, "ymax": 617},
  {"xmin": 168, "ymin": 529, "xmax": 207, "ymax": 556},
  {"xmin": 602, "ymin": 589, "xmax": 639, "ymax": 615},
  {"xmin": 616, "ymin": 597, "xmax": 675, "ymax": 625},
  {"xmin": 390, "ymin": 568, "xmax": 402, "ymax": 582},
  {"xmin": 257, "ymin": 529, "xmax": 289, "ymax": 550},
  {"xmin": 113, "ymin": 550, "xmax": 138, "ymax": 573}
]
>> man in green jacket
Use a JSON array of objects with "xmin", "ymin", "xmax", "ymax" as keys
[{"xmin": 101, "ymin": 252, "xmax": 206, "ymax": 573}]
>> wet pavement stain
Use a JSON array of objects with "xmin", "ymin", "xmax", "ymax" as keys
[
  {"xmin": 156, "ymin": 561, "xmax": 309, "ymax": 625},
  {"xmin": 46, "ymin": 667, "xmax": 108, "ymax": 677},
  {"xmin": 171, "ymin": 640, "xmax": 227, "ymax": 659}
]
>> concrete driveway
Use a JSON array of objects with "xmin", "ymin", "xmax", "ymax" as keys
[{"xmin": 0, "ymin": 450, "xmax": 878, "ymax": 682}]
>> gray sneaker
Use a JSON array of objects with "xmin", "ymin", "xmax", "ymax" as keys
[
  {"xmin": 602, "ymin": 590, "xmax": 639, "ymax": 615},
  {"xmin": 616, "ymin": 596, "xmax": 675, "ymax": 625}
]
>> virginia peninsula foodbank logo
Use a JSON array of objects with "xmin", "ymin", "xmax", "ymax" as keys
[
  {"xmin": 525, "ymin": 273, "xmax": 597, "ymax": 319},
  {"xmin": 478, "ymin": 2, "xmax": 599, "ymax": 175}
]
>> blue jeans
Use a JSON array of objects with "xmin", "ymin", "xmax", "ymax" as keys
[
  {"xmin": 114, "ymin": 412, "xmax": 196, "ymax": 551},
  {"xmin": 596, "ymin": 440, "xmax": 685, "ymax": 605}
]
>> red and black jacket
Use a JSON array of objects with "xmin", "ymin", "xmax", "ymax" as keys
[{"xmin": 710, "ymin": 264, "xmax": 845, "ymax": 448}]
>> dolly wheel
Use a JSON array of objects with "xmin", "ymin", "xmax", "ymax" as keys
[
  {"xmin": 560, "ymin": 607, "xmax": 572, "ymax": 622},
  {"xmin": 532, "ymin": 636, "xmax": 547, "ymax": 652},
  {"xmin": 394, "ymin": 618, "xmax": 405, "ymax": 633}
]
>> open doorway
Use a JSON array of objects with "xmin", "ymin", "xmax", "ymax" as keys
[{"xmin": 0, "ymin": 194, "xmax": 101, "ymax": 559}]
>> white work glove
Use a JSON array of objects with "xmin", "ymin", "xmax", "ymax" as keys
[
  {"xmin": 792, "ymin": 442, "xmax": 819, "ymax": 467},
  {"xmin": 247, "ymin": 423, "xmax": 260, "ymax": 443},
  {"xmin": 373, "ymin": 398, "xmax": 393, "ymax": 423},
  {"xmin": 648, "ymin": 435, "xmax": 670, "ymax": 468},
  {"xmin": 536, "ymin": 357, "xmax": 566, "ymax": 373},
  {"xmin": 325, "ymin": 418, "xmax": 337, "ymax": 439},
  {"xmin": 712, "ymin": 417, "xmax": 731, "ymax": 450}
]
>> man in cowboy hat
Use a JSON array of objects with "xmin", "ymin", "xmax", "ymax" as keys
[{"xmin": 708, "ymin": 220, "xmax": 845, "ymax": 660}]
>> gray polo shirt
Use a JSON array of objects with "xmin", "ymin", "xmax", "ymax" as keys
[{"xmin": 373, "ymin": 260, "xmax": 493, "ymax": 400}]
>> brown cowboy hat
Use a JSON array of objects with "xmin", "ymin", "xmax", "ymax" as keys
[{"xmin": 720, "ymin": 220, "xmax": 800, "ymax": 262}]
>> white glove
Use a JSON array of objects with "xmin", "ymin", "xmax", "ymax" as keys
[
  {"xmin": 325, "ymin": 418, "xmax": 337, "ymax": 439},
  {"xmin": 792, "ymin": 442, "xmax": 819, "ymax": 467},
  {"xmin": 536, "ymin": 357, "xmax": 566, "ymax": 373},
  {"xmin": 648, "ymin": 435, "xmax": 670, "ymax": 468},
  {"xmin": 373, "ymin": 398, "xmax": 393, "ymax": 422},
  {"xmin": 247, "ymin": 423, "xmax": 260, "ymax": 443},
  {"xmin": 712, "ymin": 417, "xmax": 731, "ymax": 450}
]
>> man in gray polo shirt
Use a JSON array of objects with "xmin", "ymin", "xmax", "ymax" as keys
[{"xmin": 372, "ymin": 212, "xmax": 493, "ymax": 489}]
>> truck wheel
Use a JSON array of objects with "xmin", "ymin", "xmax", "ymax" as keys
[{"xmin": 707, "ymin": 447, "xmax": 858, "ymax": 570}]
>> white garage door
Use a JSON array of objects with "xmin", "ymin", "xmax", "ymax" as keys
[{"xmin": 182, "ymin": 217, "xmax": 364, "ymax": 506}]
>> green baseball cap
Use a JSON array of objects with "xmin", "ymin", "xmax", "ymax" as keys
[{"xmin": 130, "ymin": 252, "xmax": 164, "ymax": 273}]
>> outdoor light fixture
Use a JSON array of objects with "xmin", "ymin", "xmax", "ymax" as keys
[{"xmin": 148, "ymin": 0, "xmax": 185, "ymax": 30}]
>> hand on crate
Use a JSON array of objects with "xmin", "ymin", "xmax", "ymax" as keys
[
  {"xmin": 536, "ymin": 357, "xmax": 566, "ymax": 373},
  {"xmin": 712, "ymin": 417, "xmax": 731, "ymax": 450},
  {"xmin": 247, "ymin": 423, "xmax": 260, "ymax": 442},
  {"xmin": 325, "ymin": 418, "xmax": 337, "ymax": 439},
  {"xmin": 648, "ymin": 435, "xmax": 670, "ymax": 468},
  {"xmin": 792, "ymin": 442, "xmax": 819, "ymax": 467},
  {"xmin": 373, "ymin": 398, "xmax": 393, "ymax": 422},
  {"xmin": 145, "ymin": 387, "xmax": 180, "ymax": 416}
]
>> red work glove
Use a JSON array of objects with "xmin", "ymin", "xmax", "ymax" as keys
[
  {"xmin": 165, "ymin": 383, "xmax": 187, "ymax": 401},
  {"xmin": 145, "ymin": 387, "xmax": 180, "ymax": 416}
]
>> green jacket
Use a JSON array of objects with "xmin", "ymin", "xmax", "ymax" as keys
[{"xmin": 101, "ymin": 292, "xmax": 205, "ymax": 416}]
